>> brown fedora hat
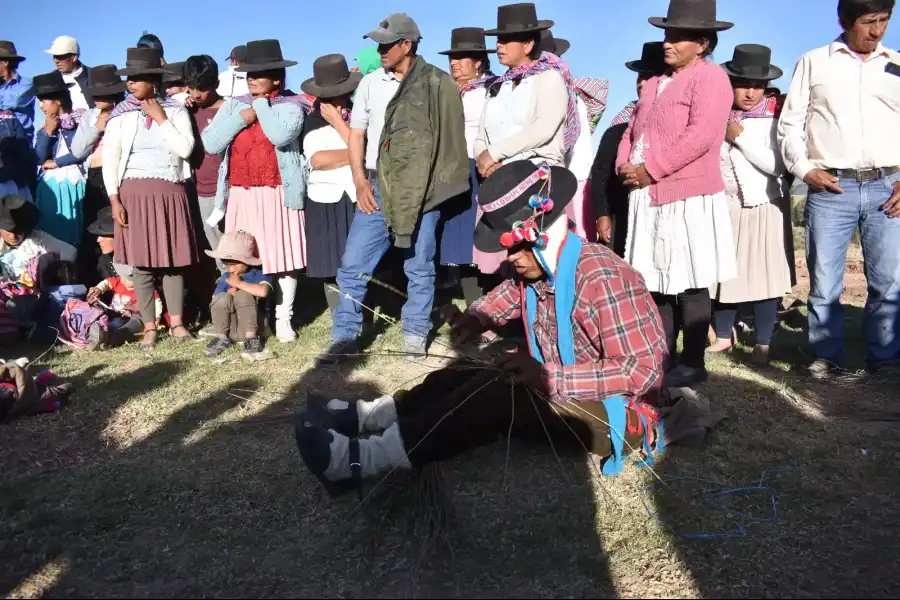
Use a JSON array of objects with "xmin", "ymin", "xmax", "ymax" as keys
[
  {"xmin": 625, "ymin": 42, "xmax": 668, "ymax": 74},
  {"xmin": 84, "ymin": 64, "xmax": 127, "ymax": 97},
  {"xmin": 484, "ymin": 3, "xmax": 554, "ymax": 36},
  {"xmin": 0, "ymin": 41, "xmax": 24, "ymax": 62},
  {"xmin": 539, "ymin": 30, "xmax": 569, "ymax": 57},
  {"xmin": 234, "ymin": 39, "xmax": 297, "ymax": 73},
  {"xmin": 439, "ymin": 27, "xmax": 497, "ymax": 55},
  {"xmin": 115, "ymin": 48, "xmax": 169, "ymax": 76},
  {"xmin": 300, "ymin": 54, "xmax": 362, "ymax": 98},
  {"xmin": 649, "ymin": 0, "xmax": 733, "ymax": 31}
]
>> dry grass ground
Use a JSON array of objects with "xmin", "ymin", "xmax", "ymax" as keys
[{"xmin": 1, "ymin": 239, "xmax": 898, "ymax": 598}]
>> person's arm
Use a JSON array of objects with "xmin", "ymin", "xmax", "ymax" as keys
[
  {"xmin": 541, "ymin": 274, "xmax": 666, "ymax": 403},
  {"xmin": 232, "ymin": 274, "xmax": 272, "ymax": 299},
  {"xmin": 777, "ymin": 55, "xmax": 814, "ymax": 181},
  {"xmin": 591, "ymin": 123, "xmax": 628, "ymax": 217},
  {"xmin": 467, "ymin": 278, "xmax": 522, "ymax": 329},
  {"xmin": 54, "ymin": 129, "xmax": 81, "ymax": 167},
  {"xmin": 70, "ymin": 110, "xmax": 100, "ymax": 161},
  {"xmin": 200, "ymin": 99, "xmax": 246, "ymax": 155},
  {"xmin": 310, "ymin": 149, "xmax": 350, "ymax": 170},
  {"xmin": 101, "ymin": 116, "xmax": 124, "ymax": 197},
  {"xmin": 733, "ymin": 119, "xmax": 785, "ymax": 177},
  {"xmin": 348, "ymin": 129, "xmax": 367, "ymax": 180},
  {"xmin": 252, "ymin": 99, "xmax": 304, "ymax": 148},
  {"xmin": 33, "ymin": 129, "xmax": 55, "ymax": 163},
  {"xmin": 473, "ymin": 91, "xmax": 489, "ymax": 158},
  {"xmin": 158, "ymin": 107, "xmax": 195, "ymax": 159},
  {"xmin": 614, "ymin": 104, "xmax": 640, "ymax": 171},
  {"xmin": 486, "ymin": 71, "xmax": 568, "ymax": 163},
  {"xmin": 642, "ymin": 68, "xmax": 732, "ymax": 181}
]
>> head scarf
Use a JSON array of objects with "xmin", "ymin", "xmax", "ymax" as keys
[{"xmin": 355, "ymin": 46, "xmax": 382, "ymax": 76}]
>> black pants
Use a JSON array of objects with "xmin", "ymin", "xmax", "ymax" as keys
[
  {"xmin": 652, "ymin": 289, "xmax": 711, "ymax": 370},
  {"xmin": 77, "ymin": 168, "xmax": 110, "ymax": 286}
]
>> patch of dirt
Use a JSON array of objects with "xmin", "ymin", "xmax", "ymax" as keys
[{"xmin": 789, "ymin": 236, "xmax": 867, "ymax": 307}]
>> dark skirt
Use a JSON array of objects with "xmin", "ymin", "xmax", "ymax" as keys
[
  {"xmin": 437, "ymin": 159, "xmax": 479, "ymax": 266},
  {"xmin": 304, "ymin": 193, "xmax": 356, "ymax": 279},
  {"xmin": 114, "ymin": 178, "xmax": 198, "ymax": 269}
]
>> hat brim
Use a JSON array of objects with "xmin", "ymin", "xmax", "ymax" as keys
[
  {"xmin": 437, "ymin": 47, "xmax": 497, "ymax": 56},
  {"xmin": 0, "ymin": 202, "xmax": 40, "ymax": 234},
  {"xmin": 721, "ymin": 62, "xmax": 784, "ymax": 82},
  {"xmin": 204, "ymin": 249, "xmax": 263, "ymax": 266},
  {"xmin": 234, "ymin": 60, "xmax": 298, "ymax": 73},
  {"xmin": 0, "ymin": 54, "xmax": 25, "ymax": 62},
  {"xmin": 115, "ymin": 67, "xmax": 170, "ymax": 76},
  {"xmin": 484, "ymin": 19, "xmax": 555, "ymax": 36},
  {"xmin": 648, "ymin": 16, "xmax": 734, "ymax": 31},
  {"xmin": 85, "ymin": 82, "xmax": 128, "ymax": 97},
  {"xmin": 87, "ymin": 222, "xmax": 115, "ymax": 237},
  {"xmin": 552, "ymin": 39, "xmax": 570, "ymax": 57},
  {"xmin": 299, "ymin": 71, "xmax": 363, "ymax": 98},
  {"xmin": 363, "ymin": 30, "xmax": 421, "ymax": 44},
  {"xmin": 625, "ymin": 59, "xmax": 666, "ymax": 74}
]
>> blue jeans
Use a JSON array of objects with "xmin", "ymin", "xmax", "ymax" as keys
[
  {"xmin": 806, "ymin": 171, "xmax": 900, "ymax": 365},
  {"xmin": 332, "ymin": 181, "xmax": 440, "ymax": 342}
]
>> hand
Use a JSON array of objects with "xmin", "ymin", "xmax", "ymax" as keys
[
  {"xmin": 476, "ymin": 150, "xmax": 499, "ymax": 178},
  {"xmin": 725, "ymin": 121, "xmax": 744, "ymax": 144},
  {"xmin": 43, "ymin": 114, "xmax": 59, "ymax": 135},
  {"xmin": 227, "ymin": 287, "xmax": 237, "ymax": 295},
  {"xmin": 140, "ymin": 98, "xmax": 167, "ymax": 124},
  {"xmin": 95, "ymin": 111, "xmax": 110, "ymax": 133},
  {"xmin": 596, "ymin": 216, "xmax": 612, "ymax": 244},
  {"xmin": 618, "ymin": 163, "xmax": 636, "ymax": 184},
  {"xmin": 86, "ymin": 287, "xmax": 102, "ymax": 305},
  {"xmin": 484, "ymin": 162, "xmax": 501, "ymax": 179},
  {"xmin": 240, "ymin": 107, "xmax": 257, "ymax": 126},
  {"xmin": 41, "ymin": 160, "xmax": 58, "ymax": 171},
  {"xmin": 182, "ymin": 96, "xmax": 195, "ymax": 109},
  {"xmin": 881, "ymin": 181, "xmax": 900, "ymax": 218},
  {"xmin": 498, "ymin": 350, "xmax": 547, "ymax": 389},
  {"xmin": 355, "ymin": 176, "xmax": 378, "ymax": 215},
  {"xmin": 623, "ymin": 164, "xmax": 653, "ymax": 189},
  {"xmin": 803, "ymin": 168, "xmax": 844, "ymax": 194},
  {"xmin": 440, "ymin": 305, "xmax": 485, "ymax": 345},
  {"xmin": 320, "ymin": 102, "xmax": 344, "ymax": 128},
  {"xmin": 110, "ymin": 196, "xmax": 128, "ymax": 228},
  {"xmin": 226, "ymin": 273, "xmax": 242, "ymax": 290}
]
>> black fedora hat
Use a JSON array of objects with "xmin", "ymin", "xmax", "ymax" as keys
[
  {"xmin": 115, "ymin": 48, "xmax": 169, "ymax": 76},
  {"xmin": 234, "ymin": 39, "xmax": 297, "ymax": 73},
  {"xmin": 722, "ymin": 44, "xmax": 783, "ymax": 81},
  {"xmin": 473, "ymin": 161, "xmax": 577, "ymax": 253},
  {"xmin": 649, "ymin": 0, "xmax": 733, "ymax": 31},
  {"xmin": 0, "ymin": 194, "xmax": 40, "ymax": 234},
  {"xmin": 300, "ymin": 54, "xmax": 363, "ymax": 98},
  {"xmin": 485, "ymin": 3, "xmax": 555, "ymax": 36},
  {"xmin": 87, "ymin": 206, "xmax": 115, "ymax": 237},
  {"xmin": 163, "ymin": 61, "xmax": 185, "ymax": 84},
  {"xmin": 539, "ymin": 30, "xmax": 570, "ymax": 57},
  {"xmin": 439, "ymin": 27, "xmax": 497, "ymax": 55},
  {"xmin": 625, "ymin": 42, "xmax": 668, "ymax": 74},
  {"xmin": 32, "ymin": 71, "xmax": 72, "ymax": 97},
  {"xmin": 84, "ymin": 64, "xmax": 127, "ymax": 97},
  {"xmin": 0, "ymin": 41, "xmax": 24, "ymax": 62}
]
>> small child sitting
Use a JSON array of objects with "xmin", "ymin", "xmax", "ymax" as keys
[
  {"xmin": 83, "ymin": 263, "xmax": 163, "ymax": 349},
  {"xmin": 204, "ymin": 231, "xmax": 272, "ymax": 361},
  {"xmin": 0, "ymin": 357, "xmax": 74, "ymax": 422}
]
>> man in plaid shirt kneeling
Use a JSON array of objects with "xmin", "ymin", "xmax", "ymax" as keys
[{"xmin": 296, "ymin": 162, "xmax": 671, "ymax": 495}]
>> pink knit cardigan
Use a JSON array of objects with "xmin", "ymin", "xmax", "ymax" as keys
[{"xmin": 616, "ymin": 60, "xmax": 732, "ymax": 206}]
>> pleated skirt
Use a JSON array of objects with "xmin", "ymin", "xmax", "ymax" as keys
[
  {"xmin": 225, "ymin": 185, "xmax": 306, "ymax": 275},
  {"xmin": 304, "ymin": 193, "xmax": 355, "ymax": 279},
  {"xmin": 36, "ymin": 173, "xmax": 86, "ymax": 247}
]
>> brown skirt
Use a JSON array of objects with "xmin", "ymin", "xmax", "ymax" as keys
[{"xmin": 114, "ymin": 178, "xmax": 198, "ymax": 269}]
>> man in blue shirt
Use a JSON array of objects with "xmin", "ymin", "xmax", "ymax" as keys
[{"xmin": 0, "ymin": 41, "xmax": 34, "ymax": 142}]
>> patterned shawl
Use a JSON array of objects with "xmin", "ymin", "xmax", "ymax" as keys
[
  {"xmin": 489, "ymin": 52, "xmax": 581, "ymax": 152},
  {"xmin": 459, "ymin": 73, "xmax": 495, "ymax": 96},
  {"xmin": 58, "ymin": 109, "xmax": 85, "ymax": 131},
  {"xmin": 108, "ymin": 96, "xmax": 179, "ymax": 121},
  {"xmin": 573, "ymin": 78, "xmax": 608, "ymax": 134},
  {"xmin": 610, "ymin": 101, "xmax": 638, "ymax": 127},
  {"xmin": 234, "ymin": 90, "xmax": 314, "ymax": 114},
  {"xmin": 729, "ymin": 94, "xmax": 785, "ymax": 123}
]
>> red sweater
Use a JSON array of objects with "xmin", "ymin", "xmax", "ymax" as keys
[{"xmin": 616, "ymin": 60, "xmax": 732, "ymax": 206}]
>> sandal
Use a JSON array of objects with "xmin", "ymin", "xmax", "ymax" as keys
[
  {"xmin": 140, "ymin": 329, "xmax": 158, "ymax": 350},
  {"xmin": 170, "ymin": 325, "xmax": 196, "ymax": 341}
]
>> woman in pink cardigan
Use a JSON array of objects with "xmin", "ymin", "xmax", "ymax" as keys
[{"xmin": 616, "ymin": 0, "xmax": 737, "ymax": 388}]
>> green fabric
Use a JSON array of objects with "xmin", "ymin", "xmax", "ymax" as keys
[
  {"xmin": 355, "ymin": 47, "xmax": 382, "ymax": 76},
  {"xmin": 377, "ymin": 57, "xmax": 470, "ymax": 248}
]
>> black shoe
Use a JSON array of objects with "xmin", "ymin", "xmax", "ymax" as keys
[
  {"xmin": 306, "ymin": 392, "xmax": 360, "ymax": 437},
  {"xmin": 666, "ymin": 364, "xmax": 709, "ymax": 388},
  {"xmin": 294, "ymin": 411, "xmax": 360, "ymax": 497},
  {"xmin": 205, "ymin": 337, "xmax": 232, "ymax": 357},
  {"xmin": 314, "ymin": 339, "xmax": 360, "ymax": 368},
  {"xmin": 808, "ymin": 358, "xmax": 837, "ymax": 380},
  {"xmin": 241, "ymin": 337, "xmax": 270, "ymax": 361}
]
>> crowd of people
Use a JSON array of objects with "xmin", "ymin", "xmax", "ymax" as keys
[{"xmin": 0, "ymin": 0, "xmax": 898, "ymax": 469}]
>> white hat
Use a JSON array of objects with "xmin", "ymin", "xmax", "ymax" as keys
[{"xmin": 46, "ymin": 36, "xmax": 80, "ymax": 56}]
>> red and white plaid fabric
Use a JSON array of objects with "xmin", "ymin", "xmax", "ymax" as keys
[{"xmin": 469, "ymin": 243, "xmax": 668, "ymax": 404}]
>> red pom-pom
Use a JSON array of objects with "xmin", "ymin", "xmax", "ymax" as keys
[{"xmin": 500, "ymin": 232, "xmax": 515, "ymax": 248}]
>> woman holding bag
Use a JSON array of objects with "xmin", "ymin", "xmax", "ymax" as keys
[{"xmin": 201, "ymin": 39, "xmax": 307, "ymax": 343}]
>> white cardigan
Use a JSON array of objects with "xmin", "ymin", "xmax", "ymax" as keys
[
  {"xmin": 102, "ymin": 106, "xmax": 195, "ymax": 196},
  {"xmin": 724, "ymin": 117, "xmax": 788, "ymax": 207}
]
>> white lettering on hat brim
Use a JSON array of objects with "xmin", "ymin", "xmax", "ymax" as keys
[{"xmin": 482, "ymin": 169, "xmax": 544, "ymax": 213}]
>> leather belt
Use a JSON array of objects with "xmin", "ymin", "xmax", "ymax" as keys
[
  {"xmin": 366, "ymin": 169, "xmax": 378, "ymax": 181},
  {"xmin": 826, "ymin": 166, "xmax": 900, "ymax": 182}
]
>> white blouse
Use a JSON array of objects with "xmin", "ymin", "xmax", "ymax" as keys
[
  {"xmin": 304, "ymin": 125, "xmax": 356, "ymax": 204},
  {"xmin": 461, "ymin": 87, "xmax": 487, "ymax": 160}
]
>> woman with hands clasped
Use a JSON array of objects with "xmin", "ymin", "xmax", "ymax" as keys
[
  {"xmin": 201, "ymin": 39, "xmax": 307, "ymax": 344},
  {"xmin": 102, "ymin": 48, "xmax": 198, "ymax": 350}
]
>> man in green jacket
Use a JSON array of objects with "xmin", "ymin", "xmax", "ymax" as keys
[{"xmin": 317, "ymin": 13, "xmax": 469, "ymax": 365}]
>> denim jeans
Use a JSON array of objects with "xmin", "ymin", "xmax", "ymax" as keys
[
  {"xmin": 332, "ymin": 180, "xmax": 439, "ymax": 342},
  {"xmin": 805, "ymin": 171, "xmax": 900, "ymax": 365}
]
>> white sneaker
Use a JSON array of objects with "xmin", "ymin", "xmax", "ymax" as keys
[{"xmin": 276, "ymin": 320, "xmax": 297, "ymax": 343}]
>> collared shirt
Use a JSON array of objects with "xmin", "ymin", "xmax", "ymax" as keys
[
  {"xmin": 0, "ymin": 72, "xmax": 35, "ymax": 139},
  {"xmin": 62, "ymin": 66, "xmax": 89, "ymax": 111},
  {"xmin": 349, "ymin": 68, "xmax": 401, "ymax": 170},
  {"xmin": 468, "ymin": 242, "xmax": 667, "ymax": 404},
  {"xmin": 217, "ymin": 67, "xmax": 249, "ymax": 98},
  {"xmin": 778, "ymin": 38, "xmax": 900, "ymax": 179},
  {"xmin": 461, "ymin": 86, "xmax": 487, "ymax": 159}
]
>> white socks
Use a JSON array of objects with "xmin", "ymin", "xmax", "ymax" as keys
[
  {"xmin": 324, "ymin": 423, "xmax": 412, "ymax": 480},
  {"xmin": 326, "ymin": 395, "xmax": 397, "ymax": 433},
  {"xmin": 274, "ymin": 274, "xmax": 298, "ymax": 324}
]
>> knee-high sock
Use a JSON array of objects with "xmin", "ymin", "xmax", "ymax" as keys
[
  {"xmin": 275, "ymin": 273, "xmax": 298, "ymax": 323},
  {"xmin": 327, "ymin": 395, "xmax": 397, "ymax": 432},
  {"xmin": 324, "ymin": 423, "xmax": 412, "ymax": 480}
]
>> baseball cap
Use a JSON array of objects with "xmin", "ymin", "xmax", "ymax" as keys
[
  {"xmin": 226, "ymin": 45, "xmax": 248, "ymax": 64},
  {"xmin": 46, "ymin": 36, "xmax": 80, "ymax": 56},
  {"xmin": 364, "ymin": 13, "xmax": 422, "ymax": 44}
]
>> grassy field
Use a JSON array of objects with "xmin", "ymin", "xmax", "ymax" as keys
[{"xmin": 1, "ymin": 244, "xmax": 899, "ymax": 598}]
